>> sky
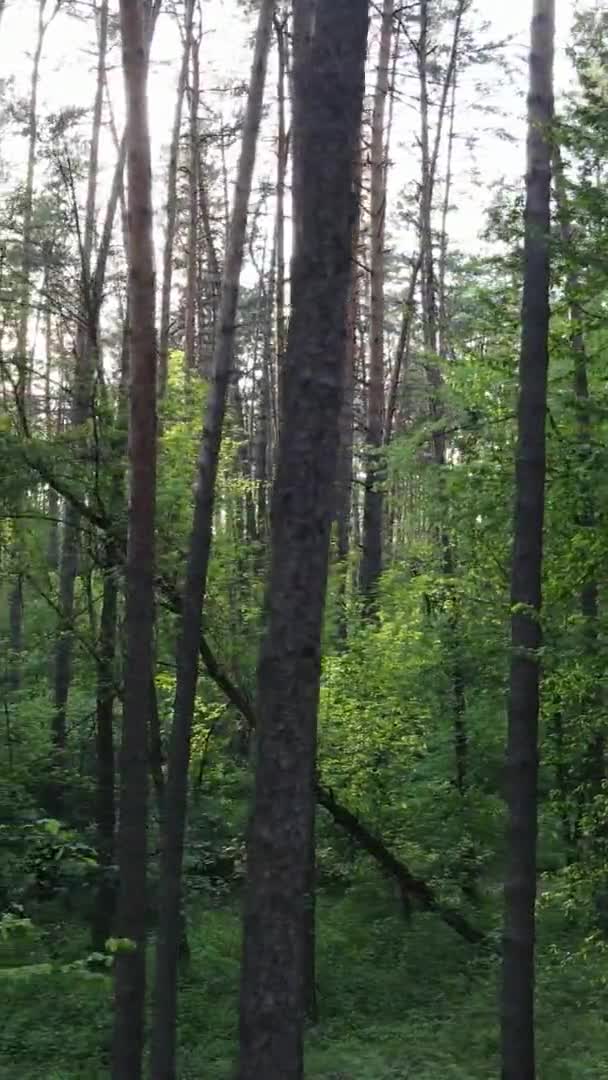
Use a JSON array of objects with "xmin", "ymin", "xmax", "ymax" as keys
[{"xmin": 0, "ymin": 0, "xmax": 578, "ymax": 264}]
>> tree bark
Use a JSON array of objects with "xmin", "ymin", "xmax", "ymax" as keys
[
  {"xmin": 149, "ymin": 5, "xmax": 276, "ymax": 1077},
  {"xmin": 238, "ymin": 3, "xmax": 369, "ymax": 1076},
  {"xmin": 112, "ymin": 0, "xmax": 158, "ymax": 1075},
  {"xmin": 501, "ymin": 4, "xmax": 554, "ymax": 1078},
  {"xmin": 360, "ymin": 0, "xmax": 393, "ymax": 608}
]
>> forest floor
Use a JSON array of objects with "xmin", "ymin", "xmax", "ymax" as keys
[{"xmin": 1, "ymin": 886, "xmax": 607, "ymax": 1079}]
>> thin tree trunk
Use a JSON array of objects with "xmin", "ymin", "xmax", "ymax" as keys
[
  {"xmin": 501, "ymin": 4, "xmax": 554, "ymax": 1077},
  {"xmin": 238, "ymin": 3, "xmax": 369, "ymax": 1076},
  {"xmin": 112, "ymin": 0, "xmax": 158, "ymax": 1074},
  {"xmin": 92, "ymin": 550, "xmax": 118, "ymax": 949},
  {"xmin": 158, "ymin": 0, "xmax": 194, "ymax": 398},
  {"xmin": 274, "ymin": 9, "xmax": 288, "ymax": 430},
  {"xmin": 150, "ymin": 5, "xmax": 276, "ymax": 1076},
  {"xmin": 184, "ymin": 22, "xmax": 201, "ymax": 375},
  {"xmin": 360, "ymin": 0, "xmax": 393, "ymax": 608},
  {"xmin": 53, "ymin": 0, "xmax": 109, "ymax": 761},
  {"xmin": 9, "ymin": 0, "xmax": 52, "ymax": 697},
  {"xmin": 384, "ymin": 253, "xmax": 420, "ymax": 444},
  {"xmin": 335, "ymin": 145, "xmax": 362, "ymax": 642},
  {"xmin": 553, "ymin": 143, "xmax": 604, "ymax": 799}
]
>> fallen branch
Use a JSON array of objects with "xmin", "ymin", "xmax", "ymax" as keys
[
  {"xmin": 23, "ymin": 450, "xmax": 485, "ymax": 946},
  {"xmin": 316, "ymin": 785, "xmax": 486, "ymax": 945}
]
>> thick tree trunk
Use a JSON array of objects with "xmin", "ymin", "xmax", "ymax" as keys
[
  {"xmin": 238, "ymin": 3, "xmax": 369, "ymax": 1076},
  {"xmin": 158, "ymin": 0, "xmax": 194, "ymax": 398},
  {"xmin": 112, "ymin": 0, "xmax": 158, "ymax": 1076},
  {"xmin": 500, "ymin": 4, "xmax": 554, "ymax": 1078},
  {"xmin": 149, "ymin": 6, "xmax": 276, "ymax": 1077},
  {"xmin": 360, "ymin": 0, "xmax": 393, "ymax": 608}
]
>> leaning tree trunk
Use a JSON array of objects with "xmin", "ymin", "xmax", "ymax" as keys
[
  {"xmin": 111, "ymin": 1, "xmax": 158, "ymax": 1076},
  {"xmin": 501, "ymin": 4, "xmax": 554, "ymax": 1078},
  {"xmin": 360, "ymin": 0, "xmax": 393, "ymax": 608},
  {"xmin": 238, "ymin": 2, "xmax": 369, "ymax": 1076},
  {"xmin": 149, "ymin": 5, "xmax": 276, "ymax": 1077}
]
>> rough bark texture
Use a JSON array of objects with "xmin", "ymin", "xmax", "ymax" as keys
[
  {"xmin": 360, "ymin": 0, "xmax": 393, "ymax": 607},
  {"xmin": 237, "ymin": 3, "xmax": 369, "ymax": 1076},
  {"xmin": 112, "ymin": 0, "xmax": 157, "ymax": 1076},
  {"xmin": 501, "ymin": 4, "xmax": 554, "ymax": 1078},
  {"xmin": 149, "ymin": 5, "xmax": 276, "ymax": 1077}
]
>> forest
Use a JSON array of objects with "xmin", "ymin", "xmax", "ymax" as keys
[{"xmin": 0, "ymin": 0, "xmax": 606, "ymax": 1076}]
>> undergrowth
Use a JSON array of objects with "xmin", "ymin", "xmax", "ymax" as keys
[{"xmin": 1, "ymin": 884, "xmax": 607, "ymax": 1078}]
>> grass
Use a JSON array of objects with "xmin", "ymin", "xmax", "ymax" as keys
[{"xmin": 1, "ymin": 884, "xmax": 608, "ymax": 1078}]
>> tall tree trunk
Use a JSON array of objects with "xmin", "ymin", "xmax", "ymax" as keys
[
  {"xmin": 360, "ymin": 0, "xmax": 393, "ymax": 608},
  {"xmin": 9, "ymin": 0, "xmax": 52, "ymax": 697},
  {"xmin": 553, "ymin": 143, "xmax": 604, "ymax": 803},
  {"xmin": 158, "ymin": 0, "xmax": 194, "ymax": 398},
  {"xmin": 184, "ymin": 20, "xmax": 201, "ymax": 375},
  {"xmin": 274, "ymin": 9, "xmax": 288, "ymax": 431},
  {"xmin": 335, "ymin": 146, "xmax": 362, "ymax": 642},
  {"xmin": 92, "ymin": 547, "xmax": 118, "ymax": 949},
  {"xmin": 500, "ymin": 4, "xmax": 554, "ymax": 1077},
  {"xmin": 417, "ymin": 0, "xmax": 468, "ymax": 793},
  {"xmin": 384, "ymin": 253, "xmax": 420, "ymax": 444},
  {"xmin": 53, "ymin": 0, "xmax": 109, "ymax": 761},
  {"xmin": 238, "ymin": 2, "xmax": 369, "ymax": 1076},
  {"xmin": 112, "ymin": 0, "xmax": 158, "ymax": 1075},
  {"xmin": 149, "ymin": 5, "xmax": 276, "ymax": 1077}
]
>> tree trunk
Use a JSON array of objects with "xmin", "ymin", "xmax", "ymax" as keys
[
  {"xmin": 238, "ymin": 3, "xmax": 369, "ymax": 1076},
  {"xmin": 184, "ymin": 20, "xmax": 201, "ymax": 376},
  {"xmin": 500, "ymin": 4, "xmax": 554, "ymax": 1078},
  {"xmin": 9, "ymin": 0, "xmax": 52, "ymax": 698},
  {"xmin": 112, "ymin": 0, "xmax": 158, "ymax": 1075},
  {"xmin": 158, "ymin": 0, "xmax": 194, "ymax": 398},
  {"xmin": 53, "ymin": 0, "xmax": 109, "ymax": 765},
  {"xmin": 360, "ymin": 0, "xmax": 393, "ymax": 608},
  {"xmin": 274, "ymin": 9, "xmax": 288, "ymax": 431},
  {"xmin": 149, "ymin": 5, "xmax": 276, "ymax": 1077},
  {"xmin": 92, "ymin": 550, "xmax": 118, "ymax": 950},
  {"xmin": 552, "ymin": 143, "xmax": 604, "ymax": 803},
  {"xmin": 335, "ymin": 145, "xmax": 362, "ymax": 642}
]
